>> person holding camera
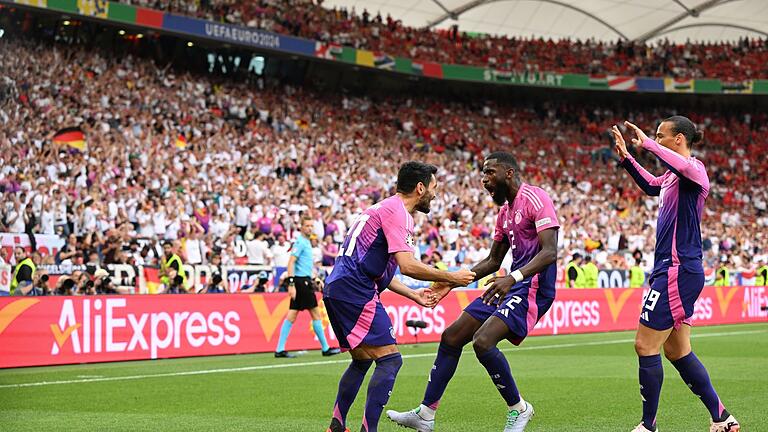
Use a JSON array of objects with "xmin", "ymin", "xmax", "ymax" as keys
[
  {"xmin": 93, "ymin": 268, "xmax": 120, "ymax": 294},
  {"xmin": 203, "ymin": 273, "xmax": 226, "ymax": 294},
  {"xmin": 77, "ymin": 274, "xmax": 96, "ymax": 296},
  {"xmin": 14, "ymin": 269, "xmax": 48, "ymax": 296},
  {"xmin": 54, "ymin": 274, "xmax": 78, "ymax": 296}
]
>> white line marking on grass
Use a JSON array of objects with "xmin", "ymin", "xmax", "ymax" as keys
[{"xmin": 1, "ymin": 329, "xmax": 764, "ymax": 389}]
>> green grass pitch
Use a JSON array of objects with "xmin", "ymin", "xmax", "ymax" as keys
[{"xmin": 1, "ymin": 323, "xmax": 765, "ymax": 431}]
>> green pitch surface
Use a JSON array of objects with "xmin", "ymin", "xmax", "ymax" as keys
[{"xmin": 1, "ymin": 323, "xmax": 766, "ymax": 431}]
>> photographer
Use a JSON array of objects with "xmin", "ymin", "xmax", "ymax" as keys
[
  {"xmin": 54, "ymin": 275, "xmax": 77, "ymax": 296},
  {"xmin": 93, "ymin": 268, "xmax": 118, "ymax": 294},
  {"xmin": 14, "ymin": 269, "xmax": 48, "ymax": 296},
  {"xmin": 77, "ymin": 275, "xmax": 96, "ymax": 296},
  {"xmin": 202, "ymin": 273, "xmax": 226, "ymax": 294},
  {"xmin": 166, "ymin": 274, "xmax": 187, "ymax": 294}
]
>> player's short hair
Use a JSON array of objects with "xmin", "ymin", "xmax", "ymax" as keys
[
  {"xmin": 484, "ymin": 151, "xmax": 520, "ymax": 171},
  {"xmin": 301, "ymin": 215, "xmax": 314, "ymax": 225},
  {"xmin": 396, "ymin": 161, "xmax": 438, "ymax": 194},
  {"xmin": 663, "ymin": 115, "xmax": 703, "ymax": 148}
]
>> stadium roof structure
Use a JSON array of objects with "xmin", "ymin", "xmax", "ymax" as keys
[{"xmin": 323, "ymin": 0, "xmax": 768, "ymax": 42}]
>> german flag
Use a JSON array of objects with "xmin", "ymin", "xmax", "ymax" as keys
[
  {"xmin": 175, "ymin": 134, "xmax": 187, "ymax": 150},
  {"xmin": 143, "ymin": 267, "xmax": 162, "ymax": 294},
  {"xmin": 53, "ymin": 127, "xmax": 86, "ymax": 151}
]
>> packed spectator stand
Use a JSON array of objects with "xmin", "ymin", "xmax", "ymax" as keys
[
  {"xmin": 0, "ymin": 24, "xmax": 766, "ymax": 294},
  {"xmin": 120, "ymin": 0, "xmax": 768, "ymax": 81}
]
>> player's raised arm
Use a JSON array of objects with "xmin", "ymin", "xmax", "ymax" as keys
[
  {"xmin": 624, "ymin": 121, "xmax": 708, "ymax": 189},
  {"xmin": 612, "ymin": 125, "xmax": 663, "ymax": 196}
]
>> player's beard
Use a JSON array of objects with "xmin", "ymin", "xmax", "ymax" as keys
[
  {"xmin": 490, "ymin": 181, "xmax": 509, "ymax": 206},
  {"xmin": 415, "ymin": 193, "xmax": 432, "ymax": 214}
]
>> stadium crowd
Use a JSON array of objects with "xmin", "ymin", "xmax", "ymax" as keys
[
  {"xmin": 1, "ymin": 35, "xmax": 767, "ymax": 291},
  {"xmin": 121, "ymin": 0, "xmax": 768, "ymax": 80}
]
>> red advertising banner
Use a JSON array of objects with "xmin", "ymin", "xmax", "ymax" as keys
[{"xmin": 1, "ymin": 286, "xmax": 766, "ymax": 368}]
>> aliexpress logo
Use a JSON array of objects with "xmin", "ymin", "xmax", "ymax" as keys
[{"xmin": 49, "ymin": 298, "xmax": 241, "ymax": 358}]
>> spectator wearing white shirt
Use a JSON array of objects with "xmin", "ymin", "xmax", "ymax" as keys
[
  {"xmin": 40, "ymin": 200, "xmax": 55, "ymax": 235},
  {"xmin": 271, "ymin": 233, "xmax": 291, "ymax": 268},
  {"xmin": 245, "ymin": 231, "xmax": 273, "ymax": 265},
  {"xmin": 234, "ymin": 197, "xmax": 251, "ymax": 237}
]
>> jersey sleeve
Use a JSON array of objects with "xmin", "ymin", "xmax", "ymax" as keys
[
  {"xmin": 620, "ymin": 154, "xmax": 663, "ymax": 196},
  {"xmin": 492, "ymin": 206, "xmax": 507, "ymax": 242},
  {"xmin": 380, "ymin": 202, "xmax": 414, "ymax": 254},
  {"xmin": 527, "ymin": 188, "xmax": 560, "ymax": 233},
  {"xmin": 290, "ymin": 239, "xmax": 304, "ymax": 258},
  {"xmin": 641, "ymin": 137, "xmax": 709, "ymax": 190}
]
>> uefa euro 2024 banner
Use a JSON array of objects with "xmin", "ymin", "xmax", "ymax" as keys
[{"xmin": 1, "ymin": 286, "xmax": 766, "ymax": 368}]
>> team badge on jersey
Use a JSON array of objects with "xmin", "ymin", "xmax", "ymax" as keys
[{"xmin": 514, "ymin": 210, "xmax": 523, "ymax": 225}]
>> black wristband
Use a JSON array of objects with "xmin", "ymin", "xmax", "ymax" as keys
[{"xmin": 287, "ymin": 277, "xmax": 295, "ymax": 286}]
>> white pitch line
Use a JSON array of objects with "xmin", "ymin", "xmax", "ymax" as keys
[{"xmin": 0, "ymin": 328, "xmax": 764, "ymax": 389}]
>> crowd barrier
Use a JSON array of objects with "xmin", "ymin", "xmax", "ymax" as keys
[
  {"xmin": 1, "ymin": 286, "xmax": 765, "ymax": 368},
  {"xmin": 1, "ymin": 232, "xmax": 760, "ymax": 294}
]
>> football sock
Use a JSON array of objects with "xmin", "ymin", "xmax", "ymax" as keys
[
  {"xmin": 509, "ymin": 399, "xmax": 526, "ymax": 412},
  {"xmin": 312, "ymin": 319, "xmax": 330, "ymax": 351},
  {"xmin": 414, "ymin": 404, "xmax": 436, "ymax": 421},
  {"xmin": 476, "ymin": 347, "xmax": 521, "ymax": 407},
  {"xmin": 275, "ymin": 319, "xmax": 292, "ymax": 353},
  {"xmin": 671, "ymin": 352, "xmax": 729, "ymax": 421},
  {"xmin": 421, "ymin": 342, "xmax": 463, "ymax": 412},
  {"xmin": 639, "ymin": 354, "xmax": 663, "ymax": 431},
  {"xmin": 330, "ymin": 359, "xmax": 373, "ymax": 429},
  {"xmin": 361, "ymin": 353, "xmax": 402, "ymax": 432}
]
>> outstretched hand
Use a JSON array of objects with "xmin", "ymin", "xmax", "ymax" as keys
[
  {"xmin": 428, "ymin": 282, "xmax": 453, "ymax": 305},
  {"xmin": 624, "ymin": 121, "xmax": 649, "ymax": 146},
  {"xmin": 611, "ymin": 125, "xmax": 629, "ymax": 159},
  {"xmin": 413, "ymin": 288, "xmax": 439, "ymax": 308}
]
